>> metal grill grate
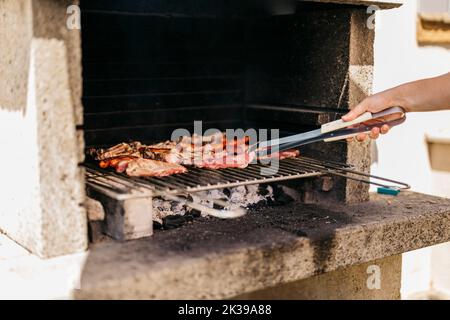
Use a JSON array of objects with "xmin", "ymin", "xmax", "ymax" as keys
[
  {"xmin": 85, "ymin": 157, "xmax": 353, "ymax": 198},
  {"xmin": 85, "ymin": 157, "xmax": 409, "ymax": 219}
]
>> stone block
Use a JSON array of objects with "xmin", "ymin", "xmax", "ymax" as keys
[
  {"xmin": 0, "ymin": 37, "xmax": 87, "ymax": 258},
  {"xmin": 86, "ymin": 188, "xmax": 153, "ymax": 241},
  {"xmin": 0, "ymin": 0, "xmax": 32, "ymax": 111},
  {"xmin": 85, "ymin": 197, "xmax": 105, "ymax": 222},
  {"xmin": 33, "ymin": 37, "xmax": 87, "ymax": 257},
  {"xmin": 234, "ymin": 255, "xmax": 402, "ymax": 300},
  {"xmin": 32, "ymin": 0, "xmax": 83, "ymax": 126},
  {"xmin": 0, "ymin": 0, "xmax": 87, "ymax": 258},
  {"xmin": 88, "ymin": 221, "xmax": 108, "ymax": 244}
]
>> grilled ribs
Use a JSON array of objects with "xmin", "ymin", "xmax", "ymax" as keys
[
  {"xmin": 89, "ymin": 142, "xmax": 143, "ymax": 161},
  {"xmin": 89, "ymin": 134, "xmax": 300, "ymax": 177},
  {"xmin": 142, "ymin": 134, "xmax": 255, "ymax": 169}
]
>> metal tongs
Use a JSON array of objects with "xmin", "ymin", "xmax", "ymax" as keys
[{"xmin": 255, "ymin": 106, "xmax": 407, "ymax": 154}]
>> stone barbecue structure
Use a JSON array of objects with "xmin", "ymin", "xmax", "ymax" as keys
[{"xmin": 0, "ymin": 0, "xmax": 449, "ymax": 300}]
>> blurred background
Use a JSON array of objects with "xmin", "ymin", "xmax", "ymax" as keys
[{"xmin": 372, "ymin": 0, "xmax": 450, "ymax": 299}]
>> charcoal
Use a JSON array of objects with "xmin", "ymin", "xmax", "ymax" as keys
[
  {"xmin": 153, "ymin": 221, "xmax": 163, "ymax": 230},
  {"xmin": 223, "ymin": 188, "xmax": 231, "ymax": 198},
  {"xmin": 296, "ymin": 230, "xmax": 308, "ymax": 237},
  {"xmin": 258, "ymin": 185, "xmax": 271, "ymax": 196},
  {"xmin": 152, "ymin": 183, "xmax": 286, "ymax": 230},
  {"xmin": 273, "ymin": 193, "xmax": 294, "ymax": 206},
  {"xmin": 247, "ymin": 200, "xmax": 268, "ymax": 210},
  {"xmin": 190, "ymin": 209, "xmax": 201, "ymax": 218},
  {"xmin": 163, "ymin": 215, "xmax": 186, "ymax": 229}
]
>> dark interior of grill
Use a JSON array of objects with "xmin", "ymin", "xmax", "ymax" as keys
[{"xmin": 81, "ymin": 0, "xmax": 353, "ymax": 153}]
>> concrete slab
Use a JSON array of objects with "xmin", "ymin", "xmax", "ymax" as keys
[
  {"xmin": 2, "ymin": 191, "xmax": 447, "ymax": 299},
  {"xmin": 304, "ymin": 0, "xmax": 403, "ymax": 9}
]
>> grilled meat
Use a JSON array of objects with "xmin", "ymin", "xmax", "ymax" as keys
[
  {"xmin": 90, "ymin": 134, "xmax": 300, "ymax": 177},
  {"xmin": 91, "ymin": 142, "xmax": 143, "ymax": 161},
  {"xmin": 198, "ymin": 152, "xmax": 256, "ymax": 169},
  {"xmin": 279, "ymin": 149, "xmax": 300, "ymax": 160},
  {"xmin": 99, "ymin": 156, "xmax": 140, "ymax": 172},
  {"xmin": 258, "ymin": 149, "xmax": 301, "ymax": 161},
  {"xmin": 126, "ymin": 159, "xmax": 188, "ymax": 177},
  {"xmin": 142, "ymin": 134, "xmax": 255, "ymax": 169}
]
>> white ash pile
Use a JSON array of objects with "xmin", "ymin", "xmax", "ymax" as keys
[{"xmin": 153, "ymin": 184, "xmax": 296, "ymax": 230}]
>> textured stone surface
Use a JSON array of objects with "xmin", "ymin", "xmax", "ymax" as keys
[
  {"xmin": 85, "ymin": 197, "xmax": 105, "ymax": 222},
  {"xmin": 32, "ymin": 0, "xmax": 83, "ymax": 127},
  {"xmin": 31, "ymin": 38, "xmax": 87, "ymax": 257},
  {"xmin": 0, "ymin": 0, "xmax": 82, "ymax": 123},
  {"xmin": 86, "ymin": 188, "xmax": 153, "ymax": 241},
  {"xmin": 0, "ymin": 0, "xmax": 87, "ymax": 258},
  {"xmin": 306, "ymin": 0, "xmax": 403, "ymax": 8},
  {"xmin": 343, "ymin": 10, "xmax": 376, "ymax": 203},
  {"xmin": 71, "ymin": 192, "xmax": 450, "ymax": 299},
  {"xmin": 0, "ymin": 0, "xmax": 32, "ymax": 111},
  {"xmin": 243, "ymin": 7, "xmax": 368, "ymax": 204},
  {"xmin": 234, "ymin": 255, "xmax": 401, "ymax": 300},
  {"xmin": 0, "ymin": 192, "xmax": 447, "ymax": 299},
  {"xmin": 245, "ymin": 9, "xmax": 352, "ymax": 112}
]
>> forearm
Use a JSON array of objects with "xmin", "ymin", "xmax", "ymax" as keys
[{"xmin": 386, "ymin": 72, "xmax": 450, "ymax": 112}]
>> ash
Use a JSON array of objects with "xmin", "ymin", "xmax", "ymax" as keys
[{"xmin": 153, "ymin": 184, "xmax": 296, "ymax": 229}]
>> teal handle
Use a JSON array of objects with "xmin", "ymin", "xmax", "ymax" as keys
[{"xmin": 377, "ymin": 187, "xmax": 400, "ymax": 196}]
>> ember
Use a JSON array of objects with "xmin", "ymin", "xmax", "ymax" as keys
[{"xmin": 152, "ymin": 184, "xmax": 296, "ymax": 230}]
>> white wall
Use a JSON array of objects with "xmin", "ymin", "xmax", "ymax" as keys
[
  {"xmin": 373, "ymin": 0, "xmax": 450, "ymax": 298},
  {"xmin": 373, "ymin": 0, "xmax": 450, "ymax": 194}
]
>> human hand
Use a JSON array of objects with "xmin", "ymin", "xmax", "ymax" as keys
[
  {"xmin": 343, "ymin": 73, "xmax": 450, "ymax": 142},
  {"xmin": 342, "ymin": 91, "xmax": 404, "ymax": 142}
]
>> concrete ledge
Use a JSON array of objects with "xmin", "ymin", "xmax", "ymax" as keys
[
  {"xmin": 1, "ymin": 191, "xmax": 449, "ymax": 299},
  {"xmin": 74, "ymin": 192, "xmax": 450, "ymax": 299},
  {"xmin": 305, "ymin": 0, "xmax": 403, "ymax": 9}
]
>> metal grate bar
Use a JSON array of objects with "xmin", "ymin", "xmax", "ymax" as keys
[
  {"xmin": 84, "ymin": 156, "xmax": 410, "ymax": 220},
  {"xmin": 84, "ymin": 157, "xmax": 350, "ymax": 196}
]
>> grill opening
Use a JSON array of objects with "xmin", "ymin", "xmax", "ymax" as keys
[
  {"xmin": 81, "ymin": 0, "xmax": 352, "ymax": 151},
  {"xmin": 80, "ymin": 1, "xmax": 372, "ymax": 240}
]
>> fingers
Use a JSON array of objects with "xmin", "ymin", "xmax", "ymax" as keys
[
  {"xmin": 380, "ymin": 124, "xmax": 390, "ymax": 135},
  {"xmin": 342, "ymin": 91, "xmax": 394, "ymax": 122},
  {"xmin": 342, "ymin": 103, "xmax": 368, "ymax": 122},
  {"xmin": 369, "ymin": 127, "xmax": 380, "ymax": 140},
  {"xmin": 347, "ymin": 125, "xmax": 391, "ymax": 143},
  {"xmin": 356, "ymin": 133, "xmax": 368, "ymax": 142}
]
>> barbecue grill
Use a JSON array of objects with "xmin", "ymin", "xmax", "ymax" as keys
[
  {"xmin": 79, "ymin": 0, "xmax": 404, "ymax": 241},
  {"xmin": 85, "ymin": 153, "xmax": 409, "ymax": 240},
  {"xmin": 5, "ymin": 0, "xmax": 450, "ymax": 301}
]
